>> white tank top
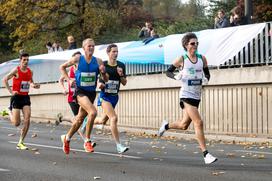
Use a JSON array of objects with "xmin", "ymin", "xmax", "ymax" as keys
[{"xmin": 179, "ymin": 54, "xmax": 204, "ymax": 100}]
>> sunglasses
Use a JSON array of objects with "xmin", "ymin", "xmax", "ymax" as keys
[
  {"xmin": 189, "ymin": 42, "xmax": 199, "ymax": 46},
  {"xmin": 22, "ymin": 58, "xmax": 29, "ymax": 61}
]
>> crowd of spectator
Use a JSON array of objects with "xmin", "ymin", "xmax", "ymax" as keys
[
  {"xmin": 45, "ymin": 35, "xmax": 77, "ymax": 53},
  {"xmin": 214, "ymin": 5, "xmax": 248, "ymax": 29}
]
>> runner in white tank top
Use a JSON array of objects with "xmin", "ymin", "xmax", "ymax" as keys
[
  {"xmin": 179, "ymin": 53, "xmax": 204, "ymax": 100},
  {"xmin": 158, "ymin": 32, "xmax": 217, "ymax": 164}
]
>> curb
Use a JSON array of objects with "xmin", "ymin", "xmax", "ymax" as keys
[{"xmin": 117, "ymin": 126, "xmax": 272, "ymax": 144}]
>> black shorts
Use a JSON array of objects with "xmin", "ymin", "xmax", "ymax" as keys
[
  {"xmin": 73, "ymin": 87, "xmax": 96, "ymax": 104},
  {"xmin": 180, "ymin": 98, "xmax": 200, "ymax": 109},
  {"xmin": 10, "ymin": 95, "xmax": 31, "ymax": 110},
  {"xmin": 68, "ymin": 102, "xmax": 80, "ymax": 116}
]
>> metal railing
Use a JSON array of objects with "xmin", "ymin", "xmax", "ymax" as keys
[{"xmin": 221, "ymin": 22, "xmax": 272, "ymax": 67}]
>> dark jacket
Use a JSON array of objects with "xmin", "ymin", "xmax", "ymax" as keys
[
  {"xmin": 214, "ymin": 17, "xmax": 229, "ymax": 29},
  {"xmin": 68, "ymin": 42, "xmax": 77, "ymax": 50}
]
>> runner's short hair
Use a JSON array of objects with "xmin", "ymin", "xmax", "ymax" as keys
[
  {"xmin": 182, "ymin": 32, "xmax": 198, "ymax": 51},
  {"xmin": 106, "ymin": 44, "xmax": 118, "ymax": 53},
  {"xmin": 82, "ymin": 38, "xmax": 94, "ymax": 47},
  {"xmin": 20, "ymin": 53, "xmax": 29, "ymax": 59},
  {"xmin": 72, "ymin": 51, "xmax": 81, "ymax": 57}
]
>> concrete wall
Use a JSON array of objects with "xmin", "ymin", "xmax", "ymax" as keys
[{"xmin": 1, "ymin": 66, "xmax": 272, "ymax": 135}]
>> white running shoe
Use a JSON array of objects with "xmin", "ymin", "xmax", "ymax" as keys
[
  {"xmin": 95, "ymin": 124, "xmax": 104, "ymax": 130},
  {"xmin": 116, "ymin": 144, "xmax": 129, "ymax": 154},
  {"xmin": 158, "ymin": 120, "xmax": 168, "ymax": 137},
  {"xmin": 204, "ymin": 153, "xmax": 218, "ymax": 164}
]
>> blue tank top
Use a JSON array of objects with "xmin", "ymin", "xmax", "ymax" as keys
[{"xmin": 75, "ymin": 55, "xmax": 99, "ymax": 91}]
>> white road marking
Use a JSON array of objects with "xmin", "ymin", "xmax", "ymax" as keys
[
  {"xmin": 235, "ymin": 150, "xmax": 272, "ymax": 155},
  {"xmin": 8, "ymin": 141, "xmax": 141, "ymax": 159},
  {"xmin": 0, "ymin": 168, "xmax": 11, "ymax": 172},
  {"xmin": 0, "ymin": 126, "xmax": 46, "ymax": 133}
]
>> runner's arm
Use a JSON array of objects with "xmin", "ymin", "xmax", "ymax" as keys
[
  {"xmin": 97, "ymin": 58, "xmax": 109, "ymax": 82},
  {"xmin": 166, "ymin": 56, "xmax": 183, "ymax": 80},
  {"xmin": 117, "ymin": 64, "xmax": 127, "ymax": 86},
  {"xmin": 59, "ymin": 56, "xmax": 78, "ymax": 82},
  {"xmin": 30, "ymin": 71, "xmax": 40, "ymax": 89},
  {"xmin": 2, "ymin": 67, "xmax": 17, "ymax": 94},
  {"xmin": 202, "ymin": 56, "xmax": 210, "ymax": 81},
  {"xmin": 58, "ymin": 75, "xmax": 67, "ymax": 93}
]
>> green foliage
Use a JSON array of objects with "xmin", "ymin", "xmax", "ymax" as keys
[
  {"xmin": 207, "ymin": 0, "xmax": 237, "ymax": 19},
  {"xmin": 0, "ymin": 0, "xmax": 271, "ymax": 63},
  {"xmin": 155, "ymin": 18, "xmax": 211, "ymax": 36}
]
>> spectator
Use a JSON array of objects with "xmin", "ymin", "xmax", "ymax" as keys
[
  {"xmin": 214, "ymin": 9, "xmax": 229, "ymax": 29},
  {"xmin": 230, "ymin": 6, "xmax": 248, "ymax": 27},
  {"xmin": 143, "ymin": 29, "xmax": 160, "ymax": 45},
  {"xmin": 67, "ymin": 35, "xmax": 77, "ymax": 50},
  {"xmin": 138, "ymin": 21, "xmax": 153, "ymax": 39},
  {"xmin": 52, "ymin": 42, "xmax": 64, "ymax": 52},
  {"xmin": 46, "ymin": 42, "xmax": 54, "ymax": 53}
]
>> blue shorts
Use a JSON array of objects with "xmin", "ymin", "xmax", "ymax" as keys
[{"xmin": 97, "ymin": 92, "xmax": 119, "ymax": 108}]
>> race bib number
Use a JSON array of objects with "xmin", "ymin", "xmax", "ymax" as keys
[
  {"xmin": 20, "ymin": 81, "xmax": 30, "ymax": 92},
  {"xmin": 188, "ymin": 79, "xmax": 202, "ymax": 86},
  {"xmin": 80, "ymin": 72, "xmax": 96, "ymax": 87},
  {"xmin": 105, "ymin": 80, "xmax": 119, "ymax": 94}
]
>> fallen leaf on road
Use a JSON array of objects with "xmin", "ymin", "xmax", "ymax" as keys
[
  {"xmin": 257, "ymin": 154, "xmax": 265, "ymax": 159},
  {"xmin": 31, "ymin": 148, "xmax": 38, "ymax": 151},
  {"xmin": 53, "ymin": 162, "xmax": 57, "ymax": 165},
  {"xmin": 8, "ymin": 133, "xmax": 16, "ymax": 137},
  {"xmin": 94, "ymin": 176, "xmax": 101, "ymax": 180},
  {"xmin": 31, "ymin": 133, "xmax": 37, "ymax": 138},
  {"xmin": 226, "ymin": 153, "xmax": 236, "ymax": 157},
  {"xmin": 212, "ymin": 171, "xmax": 225, "ymax": 176},
  {"xmin": 193, "ymin": 152, "xmax": 198, "ymax": 154},
  {"xmin": 34, "ymin": 151, "xmax": 40, "ymax": 155}
]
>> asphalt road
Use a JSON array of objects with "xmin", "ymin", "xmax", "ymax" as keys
[{"xmin": 0, "ymin": 118, "xmax": 271, "ymax": 181}]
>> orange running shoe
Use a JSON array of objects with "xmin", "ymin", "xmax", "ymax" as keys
[
  {"xmin": 84, "ymin": 141, "xmax": 94, "ymax": 153},
  {"xmin": 61, "ymin": 135, "xmax": 70, "ymax": 154}
]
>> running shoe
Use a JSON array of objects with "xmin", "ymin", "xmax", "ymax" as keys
[
  {"xmin": 0, "ymin": 108, "xmax": 9, "ymax": 117},
  {"xmin": 91, "ymin": 141, "xmax": 96, "ymax": 148},
  {"xmin": 204, "ymin": 153, "xmax": 218, "ymax": 164},
  {"xmin": 84, "ymin": 141, "xmax": 94, "ymax": 152},
  {"xmin": 116, "ymin": 144, "xmax": 129, "ymax": 154},
  {"xmin": 61, "ymin": 135, "xmax": 70, "ymax": 154},
  {"xmin": 16, "ymin": 142, "xmax": 28, "ymax": 150},
  {"xmin": 94, "ymin": 124, "xmax": 104, "ymax": 130},
  {"xmin": 158, "ymin": 120, "xmax": 168, "ymax": 137}
]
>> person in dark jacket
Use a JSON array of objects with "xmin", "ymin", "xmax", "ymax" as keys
[
  {"xmin": 67, "ymin": 35, "xmax": 77, "ymax": 50},
  {"xmin": 214, "ymin": 9, "xmax": 229, "ymax": 29},
  {"xmin": 138, "ymin": 21, "xmax": 153, "ymax": 39}
]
